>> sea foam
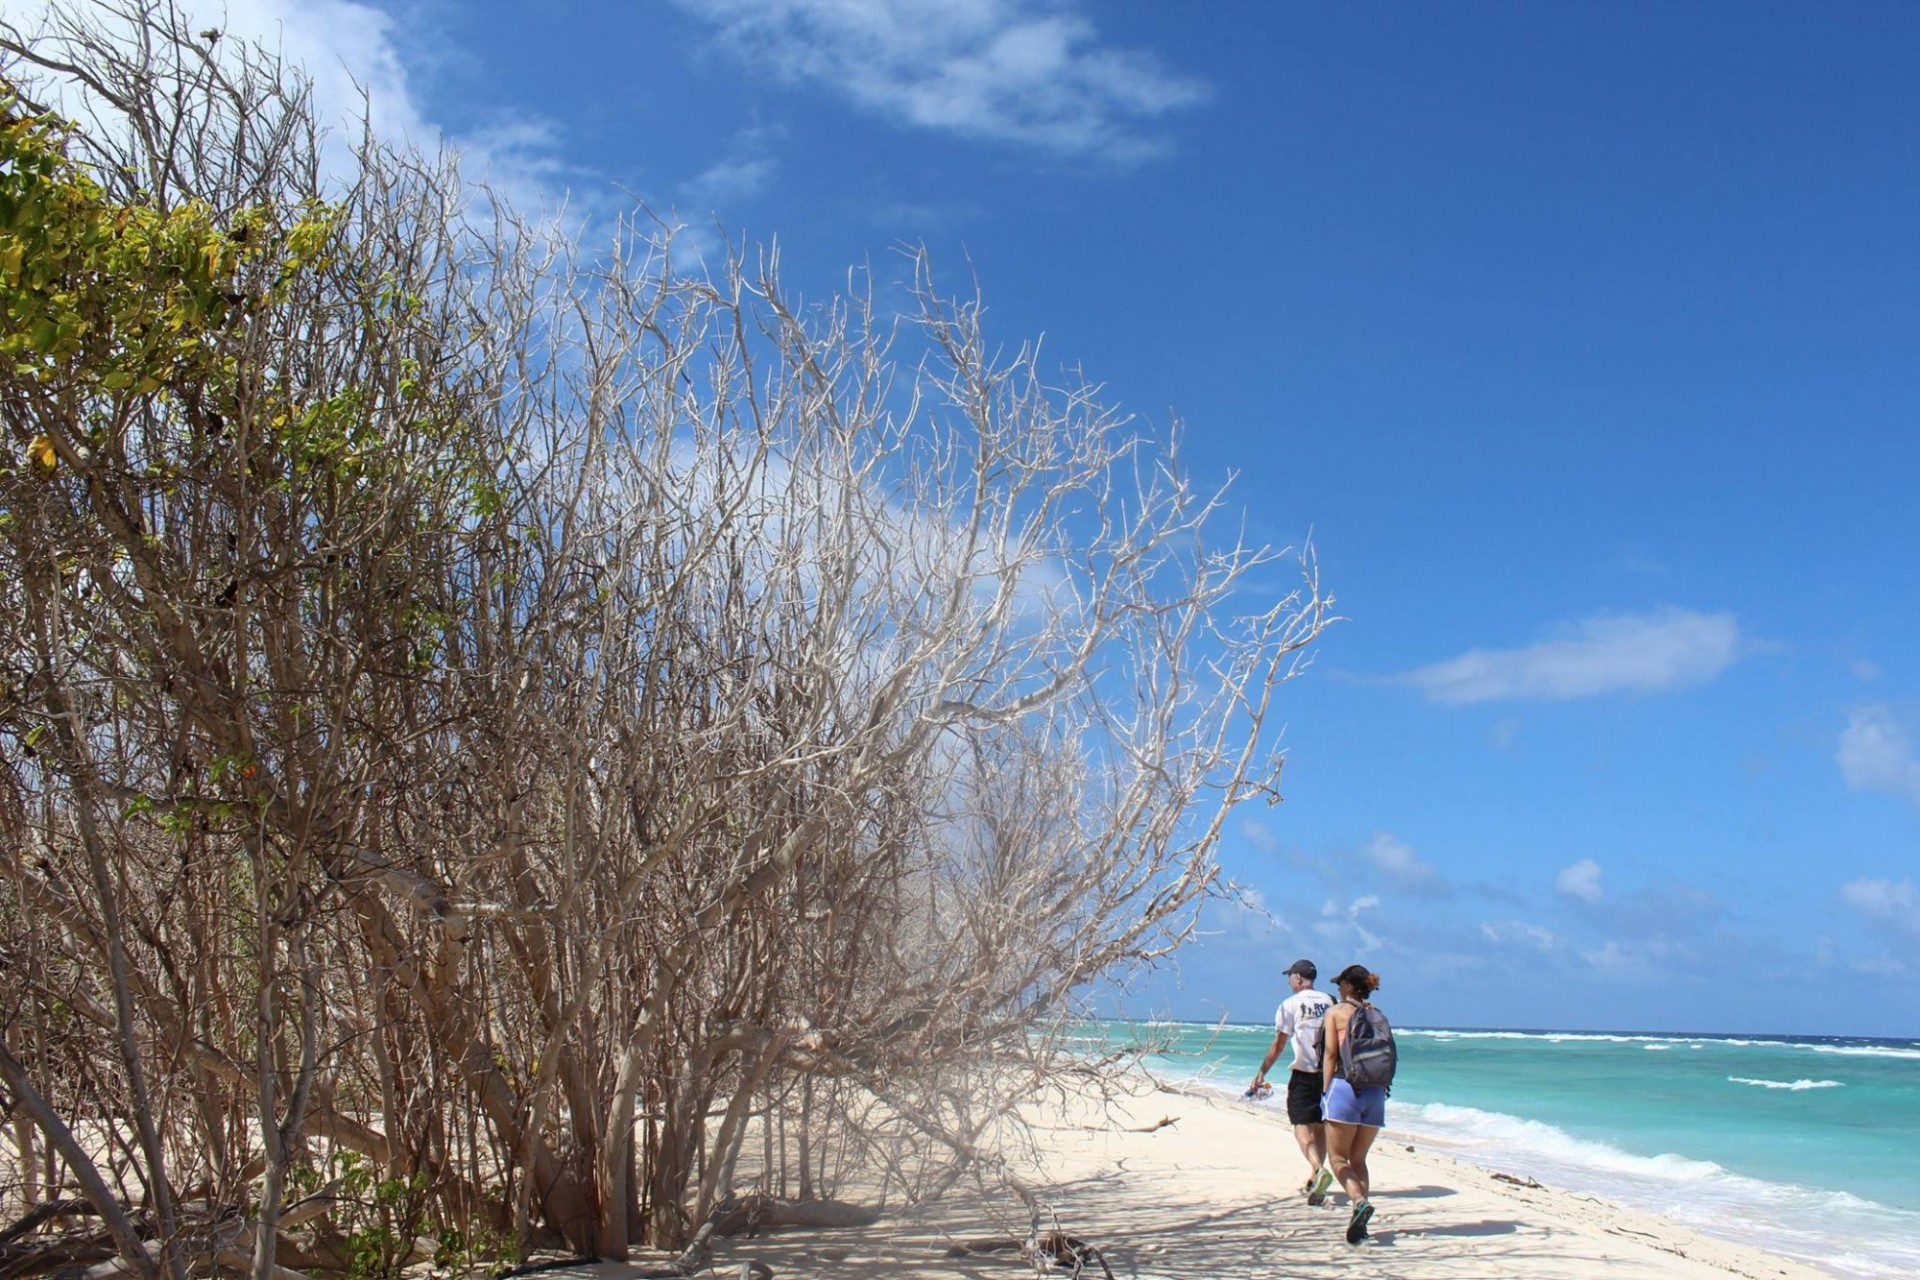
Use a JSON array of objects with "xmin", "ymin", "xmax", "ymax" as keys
[
  {"xmin": 1400, "ymin": 1029, "xmax": 1708, "ymax": 1048},
  {"xmin": 1805, "ymin": 1043, "xmax": 1920, "ymax": 1061},
  {"xmin": 1400, "ymin": 1027, "xmax": 1920, "ymax": 1062},
  {"xmin": 1126, "ymin": 1021, "xmax": 1920, "ymax": 1278},
  {"xmin": 1392, "ymin": 1100, "xmax": 1920, "ymax": 1279},
  {"xmin": 1395, "ymin": 1100, "xmax": 1725, "ymax": 1183}
]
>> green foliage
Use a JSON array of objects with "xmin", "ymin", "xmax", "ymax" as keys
[
  {"xmin": 2, "ymin": 91, "xmax": 503, "ymax": 723},
  {"xmin": 434, "ymin": 1220, "xmax": 518, "ymax": 1274},
  {"xmin": 299, "ymin": 1151, "xmax": 441, "ymax": 1280},
  {"xmin": 0, "ymin": 89, "xmax": 335, "ymax": 426}
]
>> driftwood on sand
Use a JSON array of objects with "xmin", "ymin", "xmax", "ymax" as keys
[{"xmin": 945, "ymin": 1229, "xmax": 1117, "ymax": 1278}]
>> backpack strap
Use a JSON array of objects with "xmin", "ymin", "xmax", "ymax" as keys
[
  {"xmin": 1331, "ymin": 1000, "xmax": 1356, "ymax": 1078},
  {"xmin": 1333, "ymin": 999, "xmax": 1368, "ymax": 1079}
]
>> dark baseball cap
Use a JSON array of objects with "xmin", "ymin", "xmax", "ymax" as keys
[{"xmin": 1283, "ymin": 958, "xmax": 1316, "ymax": 980}]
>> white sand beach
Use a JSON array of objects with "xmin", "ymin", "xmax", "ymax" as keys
[{"xmin": 650, "ymin": 1076, "xmax": 1831, "ymax": 1280}]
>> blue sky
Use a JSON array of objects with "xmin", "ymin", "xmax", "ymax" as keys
[{"xmin": 51, "ymin": 0, "xmax": 1919, "ymax": 1035}]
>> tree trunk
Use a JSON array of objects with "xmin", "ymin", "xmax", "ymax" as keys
[{"xmin": 595, "ymin": 1047, "xmax": 645, "ymax": 1258}]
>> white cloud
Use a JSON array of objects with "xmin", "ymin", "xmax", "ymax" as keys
[
  {"xmin": 1205, "ymin": 887, "xmax": 1282, "ymax": 944},
  {"xmin": 1311, "ymin": 895, "xmax": 1381, "ymax": 952},
  {"xmin": 1851, "ymin": 658, "xmax": 1882, "ymax": 681},
  {"xmin": 1579, "ymin": 935, "xmax": 1683, "ymax": 977},
  {"xmin": 674, "ymin": 0, "xmax": 1209, "ymax": 160},
  {"xmin": 1580, "ymin": 940, "xmax": 1635, "ymax": 974},
  {"xmin": 1490, "ymin": 716, "xmax": 1520, "ymax": 750},
  {"xmin": 1239, "ymin": 817, "xmax": 1281, "ymax": 856},
  {"xmin": 1840, "ymin": 877, "xmax": 1920, "ymax": 935},
  {"xmin": 1556, "ymin": 858, "xmax": 1604, "ymax": 905},
  {"xmin": 7, "ymin": 0, "xmax": 584, "ymax": 223},
  {"xmin": 1837, "ymin": 705, "xmax": 1920, "ymax": 806},
  {"xmin": 1360, "ymin": 832, "xmax": 1447, "ymax": 894},
  {"xmin": 1391, "ymin": 607, "xmax": 1742, "ymax": 705},
  {"xmin": 1480, "ymin": 919, "xmax": 1557, "ymax": 950},
  {"xmin": 679, "ymin": 124, "xmax": 784, "ymax": 209},
  {"xmin": 681, "ymin": 153, "xmax": 776, "ymax": 207}
]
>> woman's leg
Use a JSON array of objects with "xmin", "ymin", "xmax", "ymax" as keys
[
  {"xmin": 1325, "ymin": 1121, "xmax": 1361, "ymax": 1202},
  {"xmin": 1346, "ymin": 1123, "xmax": 1380, "ymax": 1201},
  {"xmin": 1339, "ymin": 1123, "xmax": 1381, "ymax": 1243}
]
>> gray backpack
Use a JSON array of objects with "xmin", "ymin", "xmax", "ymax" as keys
[{"xmin": 1338, "ymin": 1000, "xmax": 1397, "ymax": 1091}]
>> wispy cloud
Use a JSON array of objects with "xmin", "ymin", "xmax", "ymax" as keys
[
  {"xmin": 1575, "ymin": 880, "xmax": 1740, "ymax": 981},
  {"xmin": 679, "ymin": 123, "xmax": 785, "ymax": 210},
  {"xmin": 1837, "ymin": 704, "xmax": 1920, "ymax": 806},
  {"xmin": 1556, "ymin": 858, "xmax": 1604, "ymax": 904},
  {"xmin": 1202, "ymin": 887, "xmax": 1284, "ymax": 945},
  {"xmin": 1390, "ymin": 607, "xmax": 1743, "ymax": 705},
  {"xmin": 674, "ymin": 0, "xmax": 1208, "ymax": 160},
  {"xmin": 1360, "ymin": 833, "xmax": 1448, "ymax": 895},
  {"xmin": 1239, "ymin": 818, "xmax": 1282, "ymax": 857},
  {"xmin": 1480, "ymin": 919, "xmax": 1558, "ymax": 951},
  {"xmin": 1581, "ymin": 939, "xmax": 1650, "ymax": 976},
  {"xmin": 1238, "ymin": 818, "xmax": 1336, "ymax": 884},
  {"xmin": 1311, "ymin": 895, "xmax": 1382, "ymax": 953},
  {"xmin": 1841, "ymin": 877, "xmax": 1920, "ymax": 935},
  {"xmin": 1605, "ymin": 881, "xmax": 1722, "ymax": 939}
]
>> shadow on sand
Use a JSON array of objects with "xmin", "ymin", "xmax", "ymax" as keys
[{"xmin": 1387, "ymin": 1218, "xmax": 1522, "ymax": 1238}]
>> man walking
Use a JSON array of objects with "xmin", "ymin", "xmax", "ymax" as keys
[{"xmin": 1249, "ymin": 958, "xmax": 1336, "ymax": 1204}]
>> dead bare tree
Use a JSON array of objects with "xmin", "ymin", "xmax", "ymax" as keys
[{"xmin": 0, "ymin": 1, "xmax": 1329, "ymax": 1273}]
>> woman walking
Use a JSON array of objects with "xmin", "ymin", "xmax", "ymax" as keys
[{"xmin": 1321, "ymin": 964, "xmax": 1389, "ymax": 1244}]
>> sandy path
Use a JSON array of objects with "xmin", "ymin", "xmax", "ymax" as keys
[{"xmin": 554, "ymin": 1076, "xmax": 1826, "ymax": 1279}]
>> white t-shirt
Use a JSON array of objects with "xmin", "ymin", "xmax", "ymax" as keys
[{"xmin": 1275, "ymin": 987, "xmax": 1334, "ymax": 1074}]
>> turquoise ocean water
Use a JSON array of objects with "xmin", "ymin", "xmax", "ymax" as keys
[{"xmin": 1099, "ymin": 1021, "xmax": 1920, "ymax": 1279}]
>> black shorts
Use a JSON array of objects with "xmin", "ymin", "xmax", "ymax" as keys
[{"xmin": 1286, "ymin": 1069, "xmax": 1324, "ymax": 1125}]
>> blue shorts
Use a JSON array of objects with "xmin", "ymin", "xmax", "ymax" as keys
[{"xmin": 1324, "ymin": 1077, "xmax": 1387, "ymax": 1127}]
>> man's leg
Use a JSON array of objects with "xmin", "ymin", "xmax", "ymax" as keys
[
  {"xmin": 1294, "ymin": 1121, "xmax": 1326, "ymax": 1176},
  {"xmin": 1291, "ymin": 1122, "xmax": 1318, "ymax": 1193},
  {"xmin": 1298, "ymin": 1121, "xmax": 1332, "ymax": 1202},
  {"xmin": 1285, "ymin": 1071, "xmax": 1328, "ymax": 1194}
]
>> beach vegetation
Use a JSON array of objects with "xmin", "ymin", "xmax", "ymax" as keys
[{"xmin": 0, "ymin": 0, "xmax": 1328, "ymax": 1273}]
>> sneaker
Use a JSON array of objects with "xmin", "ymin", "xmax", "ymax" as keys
[
  {"xmin": 1307, "ymin": 1169, "xmax": 1334, "ymax": 1205},
  {"xmin": 1345, "ymin": 1198, "xmax": 1374, "ymax": 1244}
]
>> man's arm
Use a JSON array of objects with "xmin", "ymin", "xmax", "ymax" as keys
[{"xmin": 1251, "ymin": 1028, "xmax": 1289, "ymax": 1090}]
